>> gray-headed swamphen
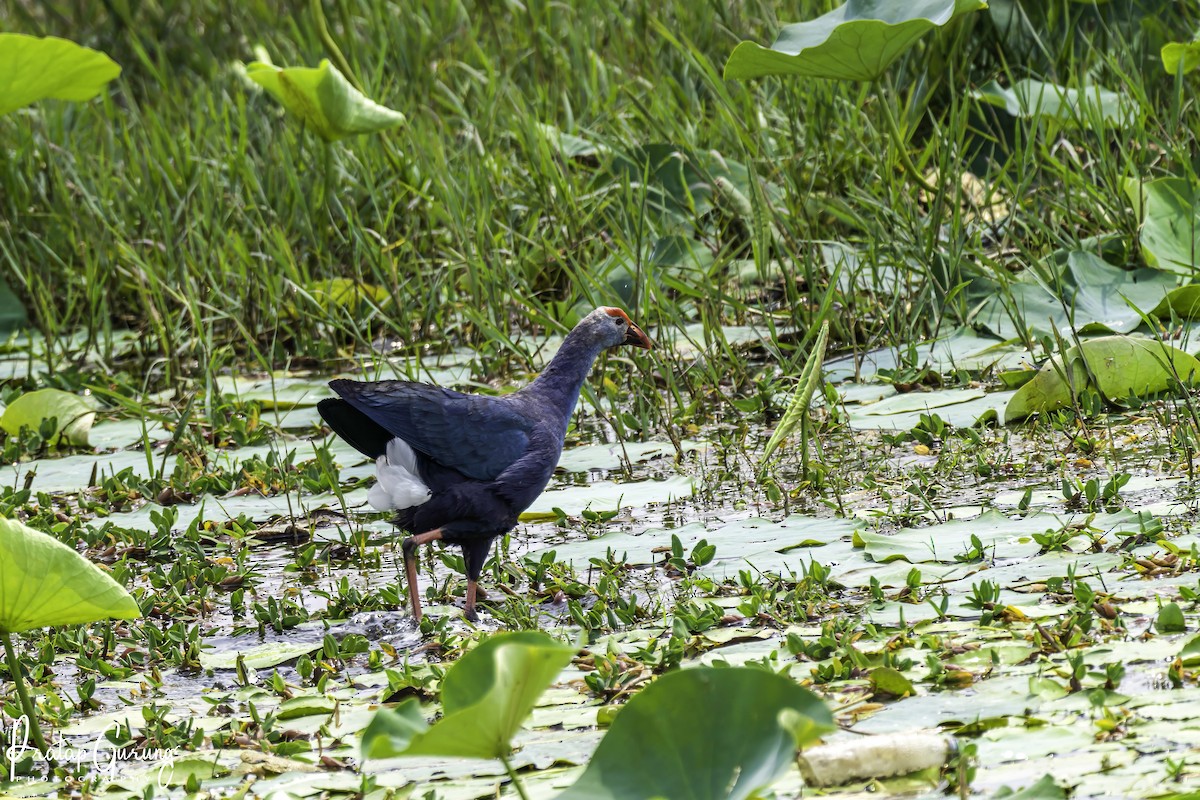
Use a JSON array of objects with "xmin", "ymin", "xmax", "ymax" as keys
[{"xmin": 317, "ymin": 307, "xmax": 653, "ymax": 621}]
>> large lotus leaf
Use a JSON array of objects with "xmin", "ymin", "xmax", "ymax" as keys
[
  {"xmin": 557, "ymin": 667, "xmax": 833, "ymax": 800},
  {"xmin": 361, "ymin": 631, "xmax": 576, "ymax": 760},
  {"xmin": 245, "ymin": 59, "xmax": 405, "ymax": 142},
  {"xmin": 0, "ymin": 34, "xmax": 121, "ymax": 117},
  {"xmin": 1126, "ymin": 178, "xmax": 1200, "ymax": 274},
  {"xmin": 1006, "ymin": 336, "xmax": 1200, "ymax": 421},
  {"xmin": 972, "ymin": 251, "xmax": 1198, "ymax": 339},
  {"xmin": 973, "ymin": 79, "xmax": 1134, "ymax": 128},
  {"xmin": 0, "ymin": 388, "xmax": 96, "ymax": 446},
  {"xmin": 0, "ymin": 517, "xmax": 140, "ymax": 633},
  {"xmin": 724, "ymin": 0, "xmax": 986, "ymax": 81},
  {"xmin": 1162, "ymin": 35, "xmax": 1200, "ymax": 76}
]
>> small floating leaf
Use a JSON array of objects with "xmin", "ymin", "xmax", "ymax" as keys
[
  {"xmin": 1179, "ymin": 633, "xmax": 1200, "ymax": 667},
  {"xmin": 245, "ymin": 58, "xmax": 405, "ymax": 142},
  {"xmin": 0, "ymin": 388, "xmax": 96, "ymax": 446},
  {"xmin": 868, "ymin": 666, "xmax": 916, "ymax": 698},
  {"xmin": 558, "ymin": 667, "xmax": 833, "ymax": 800},
  {"xmin": 362, "ymin": 631, "xmax": 576, "ymax": 760},
  {"xmin": 1157, "ymin": 602, "xmax": 1187, "ymax": 634},
  {"xmin": 1005, "ymin": 336, "xmax": 1200, "ymax": 422},
  {"xmin": 0, "ymin": 517, "xmax": 140, "ymax": 633},
  {"xmin": 724, "ymin": 0, "xmax": 986, "ymax": 82},
  {"xmin": 993, "ymin": 774, "xmax": 1068, "ymax": 800},
  {"xmin": 0, "ymin": 33, "xmax": 121, "ymax": 117}
]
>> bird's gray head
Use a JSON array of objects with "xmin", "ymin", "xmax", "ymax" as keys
[{"xmin": 577, "ymin": 307, "xmax": 654, "ymax": 350}]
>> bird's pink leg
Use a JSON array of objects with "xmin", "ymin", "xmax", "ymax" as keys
[{"xmin": 402, "ymin": 529, "xmax": 442, "ymax": 622}]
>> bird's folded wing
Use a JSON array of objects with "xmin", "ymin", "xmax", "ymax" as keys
[{"xmin": 329, "ymin": 379, "xmax": 531, "ymax": 481}]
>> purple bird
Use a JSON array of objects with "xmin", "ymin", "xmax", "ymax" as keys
[{"xmin": 318, "ymin": 307, "xmax": 653, "ymax": 621}]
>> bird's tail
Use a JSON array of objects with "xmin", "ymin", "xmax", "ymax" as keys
[{"xmin": 369, "ymin": 438, "xmax": 433, "ymax": 511}]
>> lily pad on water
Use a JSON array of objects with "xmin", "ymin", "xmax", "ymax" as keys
[
  {"xmin": 1005, "ymin": 335, "xmax": 1200, "ymax": 421},
  {"xmin": 0, "ymin": 517, "xmax": 140, "ymax": 633},
  {"xmin": 558, "ymin": 667, "xmax": 833, "ymax": 800},
  {"xmin": 724, "ymin": 0, "xmax": 986, "ymax": 82},
  {"xmin": 531, "ymin": 516, "xmax": 863, "ymax": 580},
  {"xmin": 0, "ymin": 33, "xmax": 121, "ymax": 116},
  {"xmin": 0, "ymin": 387, "xmax": 96, "ymax": 446},
  {"xmin": 846, "ymin": 387, "xmax": 1015, "ymax": 430},
  {"xmin": 521, "ymin": 475, "xmax": 694, "ymax": 518},
  {"xmin": 245, "ymin": 59, "xmax": 405, "ymax": 142},
  {"xmin": 362, "ymin": 631, "xmax": 577, "ymax": 760}
]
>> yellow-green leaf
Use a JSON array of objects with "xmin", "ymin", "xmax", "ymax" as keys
[
  {"xmin": 0, "ymin": 517, "xmax": 141, "ymax": 634},
  {"xmin": 0, "ymin": 388, "xmax": 96, "ymax": 446},
  {"xmin": 1006, "ymin": 336, "xmax": 1200, "ymax": 422},
  {"xmin": 0, "ymin": 33, "xmax": 120, "ymax": 117},
  {"xmin": 245, "ymin": 59, "xmax": 405, "ymax": 142}
]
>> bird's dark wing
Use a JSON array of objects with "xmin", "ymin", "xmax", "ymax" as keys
[{"xmin": 325, "ymin": 379, "xmax": 532, "ymax": 481}]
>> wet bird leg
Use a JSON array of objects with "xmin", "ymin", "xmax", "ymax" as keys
[
  {"xmin": 402, "ymin": 529, "xmax": 443, "ymax": 622},
  {"xmin": 465, "ymin": 580, "xmax": 479, "ymax": 622}
]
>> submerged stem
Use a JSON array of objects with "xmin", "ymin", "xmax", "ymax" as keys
[
  {"xmin": 499, "ymin": 753, "xmax": 531, "ymax": 800},
  {"xmin": 2, "ymin": 629, "xmax": 50, "ymax": 758}
]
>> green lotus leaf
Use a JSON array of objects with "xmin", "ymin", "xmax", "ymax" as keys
[
  {"xmin": 973, "ymin": 250, "xmax": 1200, "ymax": 340},
  {"xmin": 0, "ymin": 33, "xmax": 121, "ymax": 117},
  {"xmin": 557, "ymin": 667, "xmax": 834, "ymax": 800},
  {"xmin": 1125, "ymin": 177, "xmax": 1200, "ymax": 274},
  {"xmin": 724, "ymin": 0, "xmax": 986, "ymax": 82},
  {"xmin": 973, "ymin": 79, "xmax": 1134, "ymax": 128},
  {"xmin": 245, "ymin": 59, "xmax": 405, "ymax": 142},
  {"xmin": 0, "ymin": 388, "xmax": 97, "ymax": 446},
  {"xmin": 1162, "ymin": 34, "xmax": 1200, "ymax": 76},
  {"xmin": 361, "ymin": 631, "xmax": 577, "ymax": 760},
  {"xmin": 0, "ymin": 516, "xmax": 141, "ymax": 634},
  {"xmin": 1006, "ymin": 336, "xmax": 1200, "ymax": 422}
]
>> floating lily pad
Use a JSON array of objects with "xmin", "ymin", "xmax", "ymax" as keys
[
  {"xmin": 1006, "ymin": 335, "xmax": 1200, "ymax": 421},
  {"xmin": 531, "ymin": 516, "xmax": 863, "ymax": 580},
  {"xmin": 0, "ymin": 387, "xmax": 96, "ymax": 446},
  {"xmin": 245, "ymin": 58, "xmax": 405, "ymax": 142},
  {"xmin": 556, "ymin": 440, "xmax": 703, "ymax": 472},
  {"xmin": 219, "ymin": 374, "xmax": 334, "ymax": 409},
  {"xmin": 559, "ymin": 667, "xmax": 833, "ymax": 800},
  {"xmin": 724, "ymin": 0, "xmax": 986, "ymax": 81},
  {"xmin": 846, "ymin": 387, "xmax": 1014, "ymax": 430},
  {"xmin": 0, "ymin": 33, "xmax": 121, "ymax": 117},
  {"xmin": 0, "ymin": 517, "xmax": 140, "ymax": 633},
  {"xmin": 362, "ymin": 631, "xmax": 577, "ymax": 760},
  {"xmin": 199, "ymin": 638, "xmax": 324, "ymax": 670},
  {"xmin": 521, "ymin": 475, "xmax": 694, "ymax": 518}
]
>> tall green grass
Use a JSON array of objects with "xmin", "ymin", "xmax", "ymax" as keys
[{"xmin": 0, "ymin": 1, "xmax": 1194, "ymax": 418}]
